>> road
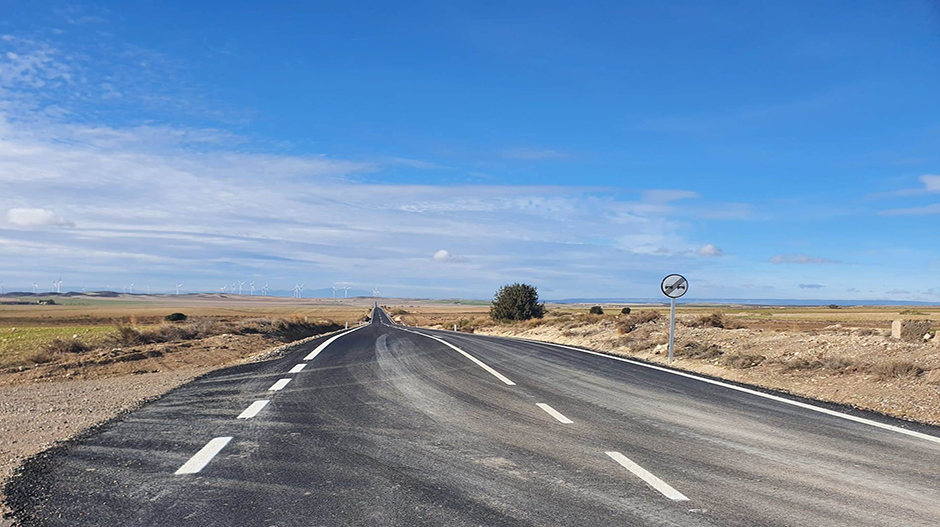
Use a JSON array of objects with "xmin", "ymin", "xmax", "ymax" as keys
[{"xmin": 6, "ymin": 307, "xmax": 940, "ymax": 526}]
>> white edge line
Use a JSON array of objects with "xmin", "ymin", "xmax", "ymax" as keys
[
  {"xmin": 606, "ymin": 451, "xmax": 689, "ymax": 501},
  {"xmin": 537, "ymin": 403, "xmax": 573, "ymax": 424},
  {"xmin": 269, "ymin": 378, "xmax": 292, "ymax": 391},
  {"xmin": 175, "ymin": 437, "xmax": 233, "ymax": 475},
  {"xmin": 304, "ymin": 324, "xmax": 367, "ymax": 361},
  {"xmin": 237, "ymin": 399, "xmax": 270, "ymax": 419},
  {"xmin": 397, "ymin": 328, "xmax": 515, "ymax": 386},
  {"xmin": 453, "ymin": 332, "xmax": 940, "ymax": 446},
  {"xmin": 289, "ymin": 363, "xmax": 307, "ymax": 373}
]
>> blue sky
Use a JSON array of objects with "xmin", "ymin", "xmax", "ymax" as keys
[{"xmin": 1, "ymin": 1, "xmax": 938, "ymax": 300}]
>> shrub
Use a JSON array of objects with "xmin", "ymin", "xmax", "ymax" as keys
[
  {"xmin": 617, "ymin": 310, "xmax": 660, "ymax": 334},
  {"xmin": 165, "ymin": 312, "xmax": 188, "ymax": 322},
  {"xmin": 678, "ymin": 341, "xmax": 723, "ymax": 359},
  {"xmin": 828, "ymin": 304, "xmax": 840, "ymax": 309},
  {"xmin": 872, "ymin": 360, "xmax": 924, "ymax": 380},
  {"xmin": 722, "ymin": 353, "xmax": 765, "ymax": 369},
  {"xmin": 25, "ymin": 350, "xmax": 54, "ymax": 364},
  {"xmin": 690, "ymin": 312, "xmax": 743, "ymax": 329},
  {"xmin": 621, "ymin": 307, "xmax": 631, "ymax": 315},
  {"xmin": 589, "ymin": 306, "xmax": 604, "ymax": 315},
  {"xmin": 390, "ymin": 308, "xmax": 409, "ymax": 316},
  {"xmin": 42, "ymin": 337, "xmax": 91, "ymax": 354},
  {"xmin": 490, "ymin": 283, "xmax": 545, "ymax": 321}
]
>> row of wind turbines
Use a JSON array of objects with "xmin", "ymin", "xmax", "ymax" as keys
[
  {"xmin": 289, "ymin": 285, "xmax": 380, "ymax": 299},
  {"xmin": 218, "ymin": 281, "xmax": 270, "ymax": 296}
]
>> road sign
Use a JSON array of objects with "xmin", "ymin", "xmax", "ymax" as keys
[
  {"xmin": 661, "ymin": 274, "xmax": 688, "ymax": 364},
  {"xmin": 661, "ymin": 274, "xmax": 688, "ymax": 299}
]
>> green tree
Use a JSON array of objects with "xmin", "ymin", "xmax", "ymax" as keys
[
  {"xmin": 589, "ymin": 306, "xmax": 604, "ymax": 315},
  {"xmin": 490, "ymin": 283, "xmax": 545, "ymax": 321},
  {"xmin": 621, "ymin": 307, "xmax": 632, "ymax": 314}
]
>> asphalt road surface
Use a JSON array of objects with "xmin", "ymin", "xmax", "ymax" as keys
[{"xmin": 6, "ymin": 308, "xmax": 940, "ymax": 526}]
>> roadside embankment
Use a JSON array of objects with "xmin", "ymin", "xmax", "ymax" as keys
[{"xmin": 471, "ymin": 311, "xmax": 940, "ymax": 425}]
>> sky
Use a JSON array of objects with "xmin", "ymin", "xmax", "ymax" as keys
[{"xmin": 1, "ymin": 1, "xmax": 939, "ymax": 301}]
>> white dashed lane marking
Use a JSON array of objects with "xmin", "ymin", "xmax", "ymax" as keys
[
  {"xmin": 237, "ymin": 400, "xmax": 270, "ymax": 419},
  {"xmin": 289, "ymin": 363, "xmax": 306, "ymax": 373},
  {"xmin": 536, "ymin": 403, "xmax": 573, "ymax": 424},
  {"xmin": 175, "ymin": 437, "xmax": 233, "ymax": 475},
  {"xmin": 606, "ymin": 451, "xmax": 689, "ymax": 501},
  {"xmin": 269, "ymin": 378, "xmax": 292, "ymax": 391}
]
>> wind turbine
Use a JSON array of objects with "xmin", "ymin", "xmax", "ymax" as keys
[
  {"xmin": 0, "ymin": 281, "xmax": 3, "ymax": 295},
  {"xmin": 220, "ymin": 284, "xmax": 228, "ymax": 294},
  {"xmin": 342, "ymin": 286, "xmax": 351, "ymax": 298},
  {"xmin": 332, "ymin": 286, "xmax": 338, "ymax": 299},
  {"xmin": 237, "ymin": 281, "xmax": 245, "ymax": 295},
  {"xmin": 176, "ymin": 284, "xmax": 183, "ymax": 295},
  {"xmin": 372, "ymin": 286, "xmax": 380, "ymax": 297},
  {"xmin": 250, "ymin": 282, "xmax": 255, "ymax": 296},
  {"xmin": 129, "ymin": 283, "xmax": 135, "ymax": 295},
  {"xmin": 262, "ymin": 283, "xmax": 269, "ymax": 296},
  {"xmin": 33, "ymin": 283, "xmax": 38, "ymax": 294}
]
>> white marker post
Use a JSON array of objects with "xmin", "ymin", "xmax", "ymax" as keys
[{"xmin": 660, "ymin": 274, "xmax": 688, "ymax": 364}]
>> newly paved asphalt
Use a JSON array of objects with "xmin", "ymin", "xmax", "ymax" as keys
[{"xmin": 6, "ymin": 308, "xmax": 940, "ymax": 526}]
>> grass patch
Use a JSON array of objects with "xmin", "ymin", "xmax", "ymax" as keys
[{"xmin": 0, "ymin": 325, "xmax": 115, "ymax": 369}]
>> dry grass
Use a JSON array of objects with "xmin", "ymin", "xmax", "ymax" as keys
[
  {"xmin": 871, "ymin": 360, "xmax": 924, "ymax": 380},
  {"xmin": 678, "ymin": 341, "xmax": 724, "ymax": 360},
  {"xmin": 616, "ymin": 311, "xmax": 660, "ymax": 334},
  {"xmin": 721, "ymin": 353, "xmax": 766, "ymax": 369},
  {"xmin": 688, "ymin": 312, "xmax": 744, "ymax": 329}
]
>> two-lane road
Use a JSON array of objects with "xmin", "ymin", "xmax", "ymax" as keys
[{"xmin": 7, "ymin": 308, "xmax": 940, "ymax": 526}]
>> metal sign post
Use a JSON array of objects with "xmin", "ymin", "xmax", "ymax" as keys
[{"xmin": 661, "ymin": 274, "xmax": 688, "ymax": 364}]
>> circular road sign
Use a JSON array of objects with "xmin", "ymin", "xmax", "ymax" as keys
[{"xmin": 661, "ymin": 274, "xmax": 688, "ymax": 299}]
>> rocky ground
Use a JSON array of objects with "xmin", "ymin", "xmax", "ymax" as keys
[{"xmin": 473, "ymin": 313, "xmax": 940, "ymax": 425}]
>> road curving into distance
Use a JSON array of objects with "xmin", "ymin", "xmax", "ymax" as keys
[{"xmin": 6, "ymin": 307, "xmax": 940, "ymax": 526}]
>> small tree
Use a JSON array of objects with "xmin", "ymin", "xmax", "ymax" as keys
[
  {"xmin": 490, "ymin": 283, "xmax": 545, "ymax": 321},
  {"xmin": 828, "ymin": 304, "xmax": 840, "ymax": 310},
  {"xmin": 621, "ymin": 307, "xmax": 632, "ymax": 315},
  {"xmin": 589, "ymin": 306, "xmax": 604, "ymax": 315},
  {"xmin": 165, "ymin": 312, "xmax": 188, "ymax": 322}
]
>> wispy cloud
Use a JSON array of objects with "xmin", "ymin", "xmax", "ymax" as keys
[
  {"xmin": 696, "ymin": 244, "xmax": 723, "ymax": 257},
  {"xmin": 769, "ymin": 253, "xmax": 840, "ymax": 264},
  {"xmin": 798, "ymin": 283, "xmax": 825, "ymax": 289},
  {"xmin": 880, "ymin": 203, "xmax": 940, "ymax": 216},
  {"xmin": 5, "ymin": 208, "xmax": 72, "ymax": 228}
]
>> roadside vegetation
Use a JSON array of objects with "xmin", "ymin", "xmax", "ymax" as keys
[
  {"xmin": 490, "ymin": 283, "xmax": 545, "ymax": 321},
  {"xmin": 1, "ymin": 317, "xmax": 342, "ymax": 372}
]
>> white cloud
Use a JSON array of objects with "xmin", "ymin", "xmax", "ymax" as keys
[
  {"xmin": 6, "ymin": 207, "xmax": 72, "ymax": 228},
  {"xmin": 921, "ymin": 174, "xmax": 940, "ymax": 192},
  {"xmin": 696, "ymin": 243, "xmax": 723, "ymax": 257},
  {"xmin": 769, "ymin": 253, "xmax": 840, "ymax": 264},
  {"xmin": 433, "ymin": 249, "xmax": 452, "ymax": 261}
]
